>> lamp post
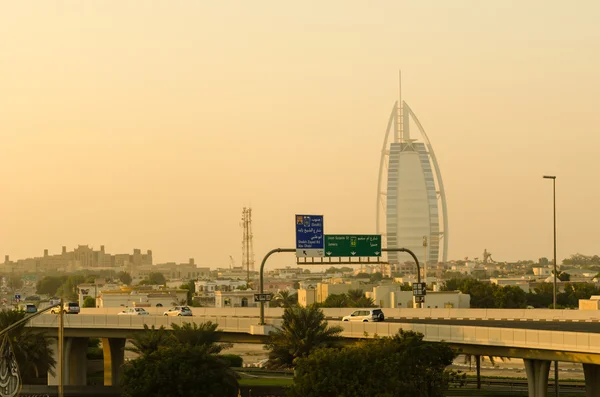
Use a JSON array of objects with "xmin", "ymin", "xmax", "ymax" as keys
[{"xmin": 543, "ymin": 174, "xmax": 558, "ymax": 397}]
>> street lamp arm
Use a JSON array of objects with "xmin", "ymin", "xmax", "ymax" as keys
[{"xmin": 382, "ymin": 247, "xmax": 421, "ymax": 284}]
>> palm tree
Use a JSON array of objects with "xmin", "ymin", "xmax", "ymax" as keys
[
  {"xmin": 126, "ymin": 324, "xmax": 173, "ymax": 358},
  {"xmin": 265, "ymin": 305, "xmax": 343, "ymax": 369},
  {"xmin": 0, "ymin": 309, "xmax": 56, "ymax": 383},
  {"xmin": 346, "ymin": 289, "xmax": 375, "ymax": 308},
  {"xmin": 170, "ymin": 321, "xmax": 227, "ymax": 354},
  {"xmin": 273, "ymin": 290, "xmax": 298, "ymax": 308}
]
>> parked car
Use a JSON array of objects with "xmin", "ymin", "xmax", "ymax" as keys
[
  {"xmin": 118, "ymin": 307, "xmax": 150, "ymax": 316},
  {"xmin": 342, "ymin": 309, "xmax": 385, "ymax": 322},
  {"xmin": 163, "ymin": 306, "xmax": 193, "ymax": 316},
  {"xmin": 51, "ymin": 302, "xmax": 80, "ymax": 314},
  {"xmin": 25, "ymin": 304, "xmax": 37, "ymax": 313}
]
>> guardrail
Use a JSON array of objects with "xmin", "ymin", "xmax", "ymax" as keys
[
  {"xmin": 28, "ymin": 314, "xmax": 600, "ymax": 356},
  {"xmin": 75, "ymin": 307, "xmax": 600, "ymax": 322}
]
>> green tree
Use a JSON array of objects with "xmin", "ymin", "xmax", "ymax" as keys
[
  {"xmin": 527, "ymin": 283, "xmax": 554, "ymax": 308},
  {"xmin": 56, "ymin": 275, "xmax": 85, "ymax": 301},
  {"xmin": 346, "ymin": 289, "xmax": 375, "ymax": 308},
  {"xmin": 272, "ymin": 290, "xmax": 298, "ymax": 308},
  {"xmin": 126, "ymin": 325, "xmax": 174, "ymax": 358},
  {"xmin": 0, "ymin": 310, "xmax": 56, "ymax": 383},
  {"xmin": 82, "ymin": 296, "xmax": 96, "ymax": 308},
  {"xmin": 369, "ymin": 272, "xmax": 384, "ymax": 283},
  {"xmin": 319, "ymin": 293, "xmax": 349, "ymax": 308},
  {"xmin": 148, "ymin": 272, "xmax": 167, "ymax": 285},
  {"xmin": 265, "ymin": 305, "xmax": 343, "ymax": 369},
  {"xmin": 170, "ymin": 322, "xmax": 225, "ymax": 354},
  {"xmin": 36, "ymin": 276, "xmax": 66, "ymax": 296},
  {"xmin": 289, "ymin": 330, "xmax": 456, "ymax": 397},
  {"xmin": 493, "ymin": 285, "xmax": 527, "ymax": 308},
  {"xmin": 87, "ymin": 338, "xmax": 103, "ymax": 360},
  {"xmin": 118, "ymin": 271, "xmax": 133, "ymax": 285},
  {"xmin": 121, "ymin": 344, "xmax": 238, "ymax": 397}
]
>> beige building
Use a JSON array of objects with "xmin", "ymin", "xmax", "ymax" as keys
[
  {"xmin": 96, "ymin": 286, "xmax": 187, "ymax": 308},
  {"xmin": 579, "ymin": 296, "xmax": 600, "ymax": 310},
  {"xmin": 298, "ymin": 288, "xmax": 317, "ymax": 307},
  {"xmin": 374, "ymin": 288, "xmax": 470, "ymax": 309},
  {"xmin": 214, "ymin": 290, "xmax": 258, "ymax": 308},
  {"xmin": 296, "ymin": 281, "xmax": 375, "ymax": 307},
  {"xmin": 489, "ymin": 277, "xmax": 532, "ymax": 292},
  {"xmin": 3, "ymin": 245, "xmax": 152, "ymax": 273},
  {"xmin": 135, "ymin": 259, "xmax": 210, "ymax": 281}
]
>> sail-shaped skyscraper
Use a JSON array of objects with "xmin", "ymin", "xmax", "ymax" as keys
[{"xmin": 376, "ymin": 75, "xmax": 448, "ymax": 265}]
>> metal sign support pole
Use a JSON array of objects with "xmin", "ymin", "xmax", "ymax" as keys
[
  {"xmin": 58, "ymin": 297, "xmax": 64, "ymax": 397},
  {"xmin": 382, "ymin": 248, "xmax": 422, "ymax": 308},
  {"xmin": 259, "ymin": 248, "xmax": 295, "ymax": 325}
]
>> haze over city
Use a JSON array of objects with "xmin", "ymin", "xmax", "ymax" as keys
[{"xmin": 2, "ymin": 1, "xmax": 600, "ymax": 268}]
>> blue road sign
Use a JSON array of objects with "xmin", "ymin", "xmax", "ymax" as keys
[{"xmin": 295, "ymin": 214, "xmax": 324, "ymax": 257}]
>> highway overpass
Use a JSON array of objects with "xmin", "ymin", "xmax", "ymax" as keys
[{"xmin": 27, "ymin": 308, "xmax": 600, "ymax": 397}]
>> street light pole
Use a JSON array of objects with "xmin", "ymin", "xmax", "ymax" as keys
[{"xmin": 543, "ymin": 174, "xmax": 558, "ymax": 397}]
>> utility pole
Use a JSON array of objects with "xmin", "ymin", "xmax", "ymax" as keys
[
  {"xmin": 58, "ymin": 297, "xmax": 64, "ymax": 397},
  {"xmin": 543, "ymin": 175, "xmax": 558, "ymax": 397},
  {"xmin": 241, "ymin": 207, "xmax": 255, "ymax": 285}
]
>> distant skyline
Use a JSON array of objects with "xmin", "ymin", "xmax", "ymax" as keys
[{"xmin": 1, "ymin": 1, "xmax": 600, "ymax": 269}]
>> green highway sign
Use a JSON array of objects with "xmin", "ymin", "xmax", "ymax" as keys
[{"xmin": 324, "ymin": 235, "xmax": 381, "ymax": 257}]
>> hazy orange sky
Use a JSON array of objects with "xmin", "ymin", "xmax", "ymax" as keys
[{"xmin": 1, "ymin": 1, "xmax": 599, "ymax": 269}]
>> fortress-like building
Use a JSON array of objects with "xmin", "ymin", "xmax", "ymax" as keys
[{"xmin": 2, "ymin": 245, "xmax": 152, "ymax": 273}]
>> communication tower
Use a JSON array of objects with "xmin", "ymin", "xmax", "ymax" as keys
[{"xmin": 241, "ymin": 207, "xmax": 255, "ymax": 283}]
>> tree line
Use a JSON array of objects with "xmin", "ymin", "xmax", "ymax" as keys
[{"xmin": 443, "ymin": 278, "xmax": 600, "ymax": 309}]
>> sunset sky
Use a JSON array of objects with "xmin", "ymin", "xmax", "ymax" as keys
[{"xmin": 1, "ymin": 1, "xmax": 599, "ymax": 269}]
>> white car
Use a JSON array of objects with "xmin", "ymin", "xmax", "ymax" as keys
[
  {"xmin": 163, "ymin": 306, "xmax": 193, "ymax": 316},
  {"xmin": 342, "ymin": 309, "xmax": 385, "ymax": 322},
  {"xmin": 118, "ymin": 307, "xmax": 150, "ymax": 316},
  {"xmin": 50, "ymin": 302, "xmax": 80, "ymax": 314}
]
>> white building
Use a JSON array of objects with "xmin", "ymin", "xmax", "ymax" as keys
[
  {"xmin": 376, "ymin": 77, "xmax": 448, "ymax": 265},
  {"xmin": 96, "ymin": 287, "xmax": 187, "ymax": 308},
  {"xmin": 490, "ymin": 277, "xmax": 532, "ymax": 292},
  {"xmin": 214, "ymin": 290, "xmax": 257, "ymax": 308}
]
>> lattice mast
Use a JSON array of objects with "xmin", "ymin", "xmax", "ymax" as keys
[{"xmin": 241, "ymin": 207, "xmax": 255, "ymax": 283}]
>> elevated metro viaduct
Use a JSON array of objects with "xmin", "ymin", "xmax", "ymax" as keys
[{"xmin": 27, "ymin": 307, "xmax": 600, "ymax": 397}]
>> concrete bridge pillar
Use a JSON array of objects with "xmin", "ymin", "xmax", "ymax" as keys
[
  {"xmin": 68, "ymin": 337, "xmax": 88, "ymax": 385},
  {"xmin": 47, "ymin": 337, "xmax": 88, "ymax": 386},
  {"xmin": 524, "ymin": 359, "xmax": 550, "ymax": 397},
  {"xmin": 583, "ymin": 363, "xmax": 600, "ymax": 397},
  {"xmin": 102, "ymin": 337, "xmax": 125, "ymax": 386}
]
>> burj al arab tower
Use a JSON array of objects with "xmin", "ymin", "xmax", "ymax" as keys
[{"xmin": 376, "ymin": 75, "xmax": 448, "ymax": 265}]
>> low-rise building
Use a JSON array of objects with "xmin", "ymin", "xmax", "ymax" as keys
[
  {"xmin": 215, "ymin": 290, "xmax": 257, "ymax": 308},
  {"xmin": 490, "ymin": 277, "xmax": 532, "ymax": 292},
  {"xmin": 579, "ymin": 295, "xmax": 600, "ymax": 310},
  {"xmin": 96, "ymin": 286, "xmax": 187, "ymax": 308},
  {"xmin": 298, "ymin": 288, "xmax": 317, "ymax": 307}
]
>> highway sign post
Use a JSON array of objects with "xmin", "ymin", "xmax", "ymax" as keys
[
  {"xmin": 295, "ymin": 214, "xmax": 324, "ymax": 257},
  {"xmin": 412, "ymin": 282, "xmax": 426, "ymax": 297},
  {"xmin": 324, "ymin": 235, "xmax": 381, "ymax": 257},
  {"xmin": 413, "ymin": 282, "xmax": 426, "ymax": 308},
  {"xmin": 254, "ymin": 293, "xmax": 273, "ymax": 302}
]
